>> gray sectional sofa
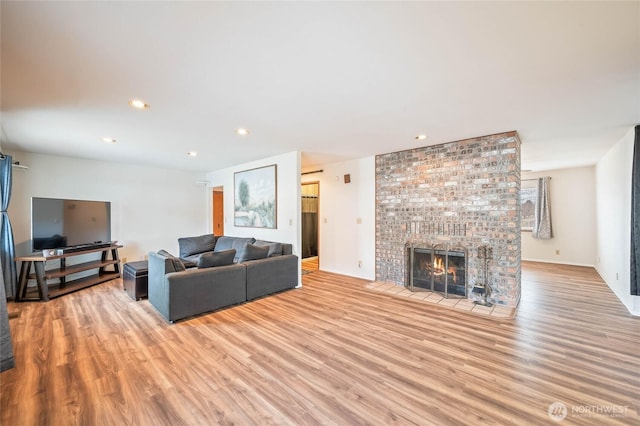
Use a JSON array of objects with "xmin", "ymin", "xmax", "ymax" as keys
[{"xmin": 148, "ymin": 234, "xmax": 298, "ymax": 323}]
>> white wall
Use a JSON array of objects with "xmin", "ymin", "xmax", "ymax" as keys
[
  {"xmin": 521, "ymin": 167, "xmax": 597, "ymax": 267},
  {"xmin": 302, "ymin": 157, "xmax": 376, "ymax": 280},
  {"xmin": 205, "ymin": 151, "xmax": 302, "ymax": 285},
  {"xmin": 595, "ymin": 127, "xmax": 639, "ymax": 316},
  {"xmin": 8, "ymin": 151, "xmax": 207, "ymax": 263}
]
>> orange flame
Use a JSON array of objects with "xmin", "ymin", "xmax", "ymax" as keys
[
  {"xmin": 433, "ymin": 256, "xmax": 445, "ymax": 275},
  {"xmin": 427, "ymin": 256, "xmax": 458, "ymax": 282}
]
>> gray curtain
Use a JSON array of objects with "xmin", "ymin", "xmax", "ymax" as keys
[
  {"xmin": 0, "ymin": 155, "xmax": 17, "ymax": 298},
  {"xmin": 631, "ymin": 125, "xmax": 640, "ymax": 296},
  {"xmin": 0, "ymin": 260, "xmax": 14, "ymax": 371},
  {"xmin": 532, "ymin": 176, "xmax": 553, "ymax": 239},
  {"xmin": 301, "ymin": 196, "xmax": 318, "ymax": 258}
]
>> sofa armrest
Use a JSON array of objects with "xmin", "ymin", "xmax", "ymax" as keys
[
  {"xmin": 245, "ymin": 254, "xmax": 298, "ymax": 301},
  {"xmin": 148, "ymin": 251, "xmax": 175, "ymax": 321}
]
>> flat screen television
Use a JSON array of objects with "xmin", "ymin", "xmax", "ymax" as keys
[{"xmin": 31, "ymin": 197, "xmax": 111, "ymax": 252}]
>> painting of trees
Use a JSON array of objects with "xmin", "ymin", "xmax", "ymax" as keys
[{"xmin": 234, "ymin": 165, "xmax": 277, "ymax": 228}]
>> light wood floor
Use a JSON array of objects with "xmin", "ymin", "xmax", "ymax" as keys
[
  {"xmin": 301, "ymin": 256, "xmax": 319, "ymax": 272},
  {"xmin": 2, "ymin": 262, "xmax": 639, "ymax": 425}
]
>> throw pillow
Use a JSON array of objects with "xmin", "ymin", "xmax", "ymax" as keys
[
  {"xmin": 237, "ymin": 243, "xmax": 269, "ymax": 263},
  {"xmin": 171, "ymin": 257, "xmax": 186, "ymax": 272},
  {"xmin": 215, "ymin": 236, "xmax": 256, "ymax": 262},
  {"xmin": 254, "ymin": 240, "xmax": 283, "ymax": 257},
  {"xmin": 157, "ymin": 249, "xmax": 186, "ymax": 272},
  {"xmin": 197, "ymin": 249, "xmax": 236, "ymax": 269},
  {"xmin": 178, "ymin": 234, "xmax": 217, "ymax": 258}
]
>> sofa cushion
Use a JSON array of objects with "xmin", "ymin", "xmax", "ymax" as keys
[
  {"xmin": 157, "ymin": 249, "xmax": 186, "ymax": 272},
  {"xmin": 179, "ymin": 256, "xmax": 199, "ymax": 269},
  {"xmin": 197, "ymin": 249, "xmax": 236, "ymax": 269},
  {"xmin": 237, "ymin": 243, "xmax": 270, "ymax": 263},
  {"xmin": 214, "ymin": 236, "xmax": 256, "ymax": 262},
  {"xmin": 178, "ymin": 234, "xmax": 217, "ymax": 258},
  {"xmin": 254, "ymin": 240, "xmax": 283, "ymax": 257}
]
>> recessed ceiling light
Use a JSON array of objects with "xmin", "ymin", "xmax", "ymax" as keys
[
  {"xmin": 415, "ymin": 134, "xmax": 427, "ymax": 140},
  {"xmin": 102, "ymin": 137, "xmax": 116, "ymax": 143},
  {"xmin": 128, "ymin": 99, "xmax": 149, "ymax": 109},
  {"xmin": 236, "ymin": 128, "xmax": 250, "ymax": 136},
  {"xmin": 187, "ymin": 151, "xmax": 198, "ymax": 157}
]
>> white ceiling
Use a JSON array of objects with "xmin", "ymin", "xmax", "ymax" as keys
[{"xmin": 1, "ymin": 1, "xmax": 638, "ymax": 173}]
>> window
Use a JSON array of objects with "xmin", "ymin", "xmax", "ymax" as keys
[{"xmin": 520, "ymin": 181, "xmax": 537, "ymax": 231}]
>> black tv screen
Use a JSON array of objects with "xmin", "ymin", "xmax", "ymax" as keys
[{"xmin": 31, "ymin": 197, "xmax": 111, "ymax": 251}]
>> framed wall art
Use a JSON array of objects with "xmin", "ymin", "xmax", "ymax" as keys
[{"xmin": 234, "ymin": 164, "xmax": 277, "ymax": 228}]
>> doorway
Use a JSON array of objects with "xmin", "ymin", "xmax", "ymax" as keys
[
  {"xmin": 301, "ymin": 182, "xmax": 319, "ymax": 271},
  {"xmin": 212, "ymin": 187, "xmax": 224, "ymax": 236}
]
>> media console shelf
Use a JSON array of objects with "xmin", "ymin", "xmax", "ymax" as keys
[{"xmin": 16, "ymin": 244, "xmax": 122, "ymax": 302}]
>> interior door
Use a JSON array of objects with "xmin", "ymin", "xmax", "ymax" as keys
[{"xmin": 212, "ymin": 189, "xmax": 224, "ymax": 236}]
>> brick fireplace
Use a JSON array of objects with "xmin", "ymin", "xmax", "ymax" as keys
[{"xmin": 375, "ymin": 131, "xmax": 521, "ymax": 307}]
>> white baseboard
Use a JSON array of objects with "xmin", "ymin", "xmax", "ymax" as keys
[{"xmin": 521, "ymin": 258, "xmax": 596, "ymax": 268}]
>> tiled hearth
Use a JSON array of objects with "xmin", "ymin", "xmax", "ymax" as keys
[{"xmin": 365, "ymin": 281, "xmax": 516, "ymax": 319}]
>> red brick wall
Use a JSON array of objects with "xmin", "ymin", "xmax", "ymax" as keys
[{"xmin": 375, "ymin": 131, "xmax": 521, "ymax": 307}]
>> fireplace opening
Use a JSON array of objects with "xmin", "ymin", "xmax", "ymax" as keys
[{"xmin": 409, "ymin": 246, "xmax": 466, "ymax": 298}]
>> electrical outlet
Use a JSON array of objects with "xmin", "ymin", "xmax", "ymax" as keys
[
  {"xmin": 555, "ymin": 249, "xmax": 560, "ymax": 255},
  {"xmin": 616, "ymin": 273, "xmax": 619, "ymax": 280},
  {"xmin": 358, "ymin": 260, "xmax": 362, "ymax": 268}
]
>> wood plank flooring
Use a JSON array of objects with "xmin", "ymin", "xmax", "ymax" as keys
[
  {"xmin": 1, "ymin": 261, "xmax": 639, "ymax": 425},
  {"xmin": 301, "ymin": 256, "xmax": 319, "ymax": 272}
]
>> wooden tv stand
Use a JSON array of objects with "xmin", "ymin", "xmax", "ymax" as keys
[{"xmin": 16, "ymin": 244, "xmax": 122, "ymax": 302}]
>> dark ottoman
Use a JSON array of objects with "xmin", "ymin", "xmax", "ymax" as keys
[{"xmin": 123, "ymin": 261, "xmax": 149, "ymax": 300}]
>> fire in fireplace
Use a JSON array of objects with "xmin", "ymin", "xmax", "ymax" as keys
[{"xmin": 408, "ymin": 246, "xmax": 467, "ymax": 298}]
